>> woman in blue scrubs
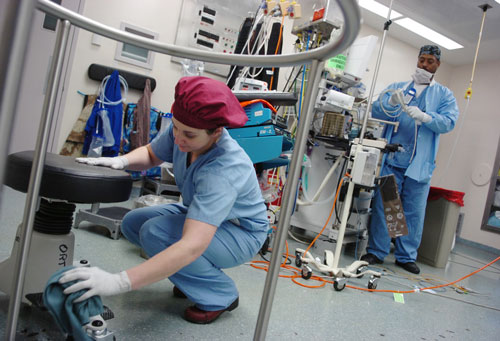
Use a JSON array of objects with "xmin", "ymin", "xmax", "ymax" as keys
[{"xmin": 62, "ymin": 76, "xmax": 269, "ymax": 324}]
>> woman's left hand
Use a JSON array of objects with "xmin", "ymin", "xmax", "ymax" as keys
[{"xmin": 59, "ymin": 266, "xmax": 131, "ymax": 303}]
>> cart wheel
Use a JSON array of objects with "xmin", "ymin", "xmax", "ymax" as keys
[
  {"xmin": 301, "ymin": 265, "xmax": 312, "ymax": 280},
  {"xmin": 368, "ymin": 276, "xmax": 378, "ymax": 290},
  {"xmin": 333, "ymin": 279, "xmax": 346, "ymax": 291},
  {"xmin": 295, "ymin": 251, "xmax": 302, "ymax": 267},
  {"xmin": 356, "ymin": 266, "xmax": 366, "ymax": 279}
]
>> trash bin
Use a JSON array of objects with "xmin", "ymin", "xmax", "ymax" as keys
[{"xmin": 417, "ymin": 187, "xmax": 465, "ymax": 268}]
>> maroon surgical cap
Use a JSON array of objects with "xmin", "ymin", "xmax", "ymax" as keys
[{"xmin": 172, "ymin": 76, "xmax": 248, "ymax": 129}]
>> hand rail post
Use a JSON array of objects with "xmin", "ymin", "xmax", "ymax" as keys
[
  {"xmin": 253, "ymin": 59, "xmax": 325, "ymax": 340},
  {"xmin": 5, "ymin": 20, "xmax": 71, "ymax": 340},
  {"xmin": 0, "ymin": 0, "xmax": 36, "ymax": 211}
]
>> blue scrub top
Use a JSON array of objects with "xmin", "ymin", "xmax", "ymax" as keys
[
  {"xmin": 372, "ymin": 80, "xmax": 459, "ymax": 183},
  {"xmin": 150, "ymin": 125, "xmax": 268, "ymax": 233},
  {"xmin": 386, "ymin": 84, "xmax": 429, "ymax": 168}
]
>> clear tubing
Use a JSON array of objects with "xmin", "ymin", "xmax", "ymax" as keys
[
  {"xmin": 312, "ymin": 154, "xmax": 342, "ymax": 202},
  {"xmin": 298, "ymin": 155, "xmax": 342, "ymax": 205}
]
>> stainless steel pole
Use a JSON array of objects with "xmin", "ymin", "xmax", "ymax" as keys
[
  {"xmin": 0, "ymin": 0, "xmax": 36, "ymax": 208},
  {"xmin": 334, "ymin": 0, "xmax": 396, "ymax": 269},
  {"xmin": 5, "ymin": 20, "xmax": 71, "ymax": 341},
  {"xmin": 359, "ymin": 0, "xmax": 394, "ymax": 145},
  {"xmin": 253, "ymin": 59, "xmax": 324, "ymax": 340}
]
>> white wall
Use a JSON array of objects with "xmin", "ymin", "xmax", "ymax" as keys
[
  {"xmin": 56, "ymin": 1, "xmax": 500, "ymax": 249},
  {"xmin": 432, "ymin": 60, "xmax": 500, "ymax": 249},
  {"xmin": 356, "ymin": 25, "xmax": 453, "ymax": 95},
  {"xmin": 57, "ymin": 0, "xmax": 186, "ymax": 152}
]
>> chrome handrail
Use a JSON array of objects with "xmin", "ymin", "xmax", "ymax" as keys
[
  {"xmin": 37, "ymin": 0, "xmax": 360, "ymax": 67},
  {"xmin": 2, "ymin": 0, "xmax": 361, "ymax": 339}
]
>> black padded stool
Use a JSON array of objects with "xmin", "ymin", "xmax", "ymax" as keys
[{"xmin": 0, "ymin": 150, "xmax": 132, "ymax": 305}]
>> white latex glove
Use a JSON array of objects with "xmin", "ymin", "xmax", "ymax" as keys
[
  {"xmin": 406, "ymin": 106, "xmax": 432, "ymax": 123},
  {"xmin": 59, "ymin": 267, "xmax": 131, "ymax": 303},
  {"xmin": 75, "ymin": 156, "xmax": 129, "ymax": 170}
]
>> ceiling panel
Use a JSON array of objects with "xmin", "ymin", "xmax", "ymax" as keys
[{"xmin": 359, "ymin": 0, "xmax": 500, "ymax": 66}]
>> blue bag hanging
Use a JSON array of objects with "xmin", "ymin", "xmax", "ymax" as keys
[{"xmin": 83, "ymin": 70, "xmax": 127, "ymax": 157}]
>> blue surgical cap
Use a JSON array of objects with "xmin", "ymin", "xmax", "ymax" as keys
[{"xmin": 419, "ymin": 45, "xmax": 441, "ymax": 60}]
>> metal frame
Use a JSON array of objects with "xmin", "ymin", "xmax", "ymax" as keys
[
  {"xmin": 0, "ymin": 0, "xmax": 361, "ymax": 339},
  {"xmin": 481, "ymin": 134, "xmax": 500, "ymax": 234}
]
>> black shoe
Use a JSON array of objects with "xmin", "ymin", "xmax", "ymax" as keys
[
  {"xmin": 173, "ymin": 286, "xmax": 188, "ymax": 298},
  {"xmin": 395, "ymin": 260, "xmax": 420, "ymax": 274},
  {"xmin": 360, "ymin": 253, "xmax": 383, "ymax": 265}
]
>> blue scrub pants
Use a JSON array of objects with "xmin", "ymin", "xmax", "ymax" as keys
[
  {"xmin": 121, "ymin": 203, "xmax": 266, "ymax": 311},
  {"xmin": 366, "ymin": 165, "xmax": 431, "ymax": 263}
]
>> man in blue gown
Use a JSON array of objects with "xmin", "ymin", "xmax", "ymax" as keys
[{"xmin": 361, "ymin": 45, "xmax": 459, "ymax": 274}]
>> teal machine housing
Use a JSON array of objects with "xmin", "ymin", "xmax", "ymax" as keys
[{"xmin": 228, "ymin": 102, "xmax": 284, "ymax": 164}]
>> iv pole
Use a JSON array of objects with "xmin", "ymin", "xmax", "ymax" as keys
[
  {"xmin": 332, "ymin": 0, "xmax": 396, "ymax": 270},
  {"xmin": 295, "ymin": 0, "xmax": 398, "ymax": 283}
]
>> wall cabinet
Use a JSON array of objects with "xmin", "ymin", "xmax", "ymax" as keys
[{"xmin": 481, "ymin": 137, "xmax": 500, "ymax": 234}]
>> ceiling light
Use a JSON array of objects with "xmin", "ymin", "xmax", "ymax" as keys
[
  {"xmin": 496, "ymin": 0, "xmax": 500, "ymax": 4},
  {"xmin": 358, "ymin": 0, "xmax": 403, "ymax": 19},
  {"xmin": 394, "ymin": 18, "xmax": 463, "ymax": 50}
]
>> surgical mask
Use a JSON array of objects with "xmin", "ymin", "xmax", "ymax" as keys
[{"xmin": 412, "ymin": 67, "xmax": 433, "ymax": 85}]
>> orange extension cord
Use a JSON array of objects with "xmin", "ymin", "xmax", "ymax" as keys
[
  {"xmin": 250, "ymin": 175, "xmax": 500, "ymax": 292},
  {"xmin": 250, "ymin": 175, "xmax": 347, "ymax": 289}
]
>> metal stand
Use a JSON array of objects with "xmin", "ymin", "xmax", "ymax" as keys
[
  {"xmin": 74, "ymin": 203, "xmax": 131, "ymax": 240},
  {"xmin": 294, "ymin": 0, "xmax": 398, "ymax": 293},
  {"xmin": 140, "ymin": 178, "xmax": 180, "ymax": 199},
  {"xmin": 84, "ymin": 315, "xmax": 115, "ymax": 341}
]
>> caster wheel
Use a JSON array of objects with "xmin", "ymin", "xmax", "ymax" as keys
[
  {"xmin": 295, "ymin": 251, "xmax": 302, "ymax": 267},
  {"xmin": 356, "ymin": 266, "xmax": 366, "ymax": 279},
  {"xmin": 301, "ymin": 265, "xmax": 312, "ymax": 280},
  {"xmin": 368, "ymin": 276, "xmax": 379, "ymax": 290},
  {"xmin": 333, "ymin": 279, "xmax": 346, "ymax": 291}
]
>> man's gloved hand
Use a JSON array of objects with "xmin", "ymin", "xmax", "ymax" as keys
[
  {"xmin": 75, "ymin": 156, "xmax": 129, "ymax": 170},
  {"xmin": 406, "ymin": 106, "xmax": 432, "ymax": 123},
  {"xmin": 59, "ymin": 267, "xmax": 131, "ymax": 303}
]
